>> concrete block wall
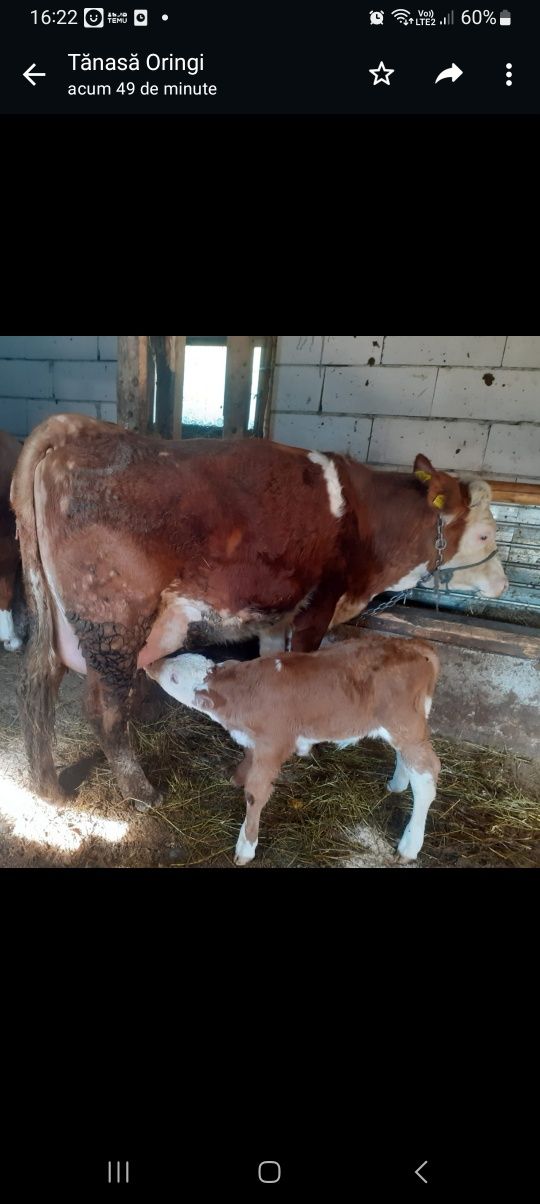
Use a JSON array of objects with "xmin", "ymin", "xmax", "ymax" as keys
[
  {"xmin": 0, "ymin": 336, "xmax": 118, "ymax": 437},
  {"xmin": 270, "ymin": 336, "xmax": 540, "ymax": 482}
]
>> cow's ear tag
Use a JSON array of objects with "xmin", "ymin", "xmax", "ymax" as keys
[
  {"xmin": 433, "ymin": 493, "xmax": 445, "ymax": 510},
  {"xmin": 415, "ymin": 470, "xmax": 431, "ymax": 482}
]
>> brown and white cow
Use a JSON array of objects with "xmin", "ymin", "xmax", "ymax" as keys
[
  {"xmin": 147, "ymin": 634, "xmax": 441, "ymax": 864},
  {"xmin": 0, "ymin": 430, "xmax": 22, "ymax": 650},
  {"xmin": 11, "ymin": 413, "xmax": 506, "ymax": 810}
]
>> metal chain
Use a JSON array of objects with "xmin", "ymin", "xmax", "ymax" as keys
[{"xmin": 358, "ymin": 513, "xmax": 448, "ymax": 622}]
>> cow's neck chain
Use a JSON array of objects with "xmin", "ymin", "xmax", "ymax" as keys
[{"xmin": 361, "ymin": 512, "xmax": 497, "ymax": 619}]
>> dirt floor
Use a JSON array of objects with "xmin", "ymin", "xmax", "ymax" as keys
[{"xmin": 1, "ymin": 646, "xmax": 539, "ymax": 869}]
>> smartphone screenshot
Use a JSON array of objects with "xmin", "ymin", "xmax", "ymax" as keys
[{"xmin": 0, "ymin": 3, "xmax": 537, "ymax": 113}]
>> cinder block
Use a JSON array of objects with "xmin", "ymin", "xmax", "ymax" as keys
[
  {"xmin": 432, "ymin": 367, "xmax": 540, "ymax": 421},
  {"xmin": 276, "ymin": 336, "xmax": 323, "ymax": 364},
  {"xmin": 322, "ymin": 366, "xmax": 436, "ymax": 415},
  {"xmin": 484, "ymin": 423, "xmax": 540, "ymax": 478},
  {"xmin": 272, "ymin": 364, "xmax": 324, "ymax": 411},
  {"xmin": 503, "ymin": 336, "xmax": 540, "ymax": 368},
  {"xmin": 368, "ymin": 417, "xmax": 489, "ymax": 470},
  {"xmin": 382, "ymin": 335, "xmax": 506, "ymax": 366},
  {"xmin": 320, "ymin": 336, "xmax": 383, "ymax": 365},
  {"xmin": 53, "ymin": 360, "xmax": 117, "ymax": 402},
  {"xmin": 271, "ymin": 412, "xmax": 372, "ymax": 458},
  {"xmin": 98, "ymin": 336, "xmax": 118, "ymax": 360},
  {"xmin": 0, "ymin": 399, "xmax": 28, "ymax": 437},
  {"xmin": 28, "ymin": 400, "xmax": 99, "ymax": 432},
  {"xmin": 0, "ymin": 360, "xmax": 52, "ymax": 398},
  {"xmin": 0, "ymin": 336, "xmax": 98, "ymax": 359},
  {"xmin": 100, "ymin": 403, "xmax": 118, "ymax": 423}
]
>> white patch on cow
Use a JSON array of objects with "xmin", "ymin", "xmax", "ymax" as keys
[
  {"xmin": 397, "ymin": 769, "xmax": 436, "ymax": 861},
  {"xmin": 424, "ymin": 696, "xmax": 432, "ymax": 719},
  {"xmin": 386, "ymin": 563, "xmax": 429, "ymax": 591},
  {"xmin": 0, "ymin": 609, "xmax": 17, "ymax": 642},
  {"xmin": 275, "ymin": 659, "xmax": 282, "ymax": 671},
  {"xmin": 367, "ymin": 727, "xmax": 393, "ymax": 745},
  {"xmin": 334, "ymin": 737, "xmax": 360, "ymax": 750},
  {"xmin": 146, "ymin": 653, "xmax": 211, "ymax": 708},
  {"xmin": 307, "ymin": 451, "xmax": 345, "ymax": 519},
  {"xmin": 234, "ymin": 821, "xmax": 257, "ymax": 866},
  {"xmin": 230, "ymin": 729, "xmax": 255, "ymax": 750},
  {"xmin": 387, "ymin": 751, "xmax": 410, "ymax": 793},
  {"xmin": 295, "ymin": 737, "xmax": 314, "ymax": 756},
  {"xmin": 158, "ymin": 451, "xmax": 171, "ymax": 457}
]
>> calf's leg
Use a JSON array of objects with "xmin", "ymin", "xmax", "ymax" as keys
[
  {"xmin": 230, "ymin": 749, "xmax": 253, "ymax": 788},
  {"xmin": 234, "ymin": 748, "xmax": 287, "ymax": 866},
  {"xmin": 387, "ymin": 750, "xmax": 410, "ymax": 794},
  {"xmin": 396, "ymin": 740, "xmax": 441, "ymax": 862}
]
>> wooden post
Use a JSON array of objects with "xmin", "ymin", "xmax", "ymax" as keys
[
  {"xmin": 173, "ymin": 336, "xmax": 186, "ymax": 439},
  {"xmin": 223, "ymin": 336, "xmax": 254, "ymax": 438},
  {"xmin": 253, "ymin": 335, "xmax": 277, "ymax": 438},
  {"xmin": 117, "ymin": 336, "xmax": 150, "ymax": 432},
  {"xmin": 149, "ymin": 336, "xmax": 186, "ymax": 439}
]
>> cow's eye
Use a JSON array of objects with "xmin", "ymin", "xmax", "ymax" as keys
[{"xmin": 479, "ymin": 535, "xmax": 488, "ymax": 541}]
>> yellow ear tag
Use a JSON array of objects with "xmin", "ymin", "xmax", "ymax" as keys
[
  {"xmin": 415, "ymin": 470, "xmax": 431, "ymax": 482},
  {"xmin": 433, "ymin": 493, "xmax": 445, "ymax": 510}
]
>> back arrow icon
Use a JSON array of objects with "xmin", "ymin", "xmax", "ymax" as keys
[
  {"xmin": 415, "ymin": 1160, "xmax": 428, "ymax": 1184},
  {"xmin": 435, "ymin": 63, "xmax": 463, "ymax": 84},
  {"xmin": 23, "ymin": 64, "xmax": 46, "ymax": 86}
]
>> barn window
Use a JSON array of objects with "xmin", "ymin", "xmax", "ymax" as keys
[{"xmin": 143, "ymin": 335, "xmax": 276, "ymax": 441}]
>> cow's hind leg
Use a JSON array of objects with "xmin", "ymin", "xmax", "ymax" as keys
[
  {"xmin": 17, "ymin": 637, "xmax": 66, "ymax": 802},
  {"xmin": 396, "ymin": 740, "xmax": 441, "ymax": 862},
  {"xmin": 84, "ymin": 667, "xmax": 161, "ymax": 812},
  {"xmin": 74, "ymin": 615, "xmax": 160, "ymax": 811}
]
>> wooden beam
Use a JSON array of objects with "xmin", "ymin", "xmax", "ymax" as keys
[
  {"xmin": 486, "ymin": 480, "xmax": 540, "ymax": 506},
  {"xmin": 172, "ymin": 336, "xmax": 186, "ymax": 439},
  {"xmin": 117, "ymin": 336, "xmax": 150, "ymax": 432},
  {"xmin": 340, "ymin": 605, "xmax": 540, "ymax": 660},
  {"xmin": 254, "ymin": 336, "xmax": 277, "ymax": 438},
  {"xmin": 223, "ymin": 336, "xmax": 254, "ymax": 438}
]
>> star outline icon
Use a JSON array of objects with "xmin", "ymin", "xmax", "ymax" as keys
[{"xmin": 369, "ymin": 61, "xmax": 395, "ymax": 86}]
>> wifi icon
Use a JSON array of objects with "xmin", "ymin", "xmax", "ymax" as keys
[{"xmin": 392, "ymin": 7, "xmax": 412, "ymax": 22}]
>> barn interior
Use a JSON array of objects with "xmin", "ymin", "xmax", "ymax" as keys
[{"xmin": 0, "ymin": 334, "xmax": 538, "ymax": 869}]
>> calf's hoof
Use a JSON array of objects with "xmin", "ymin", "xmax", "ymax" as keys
[
  {"xmin": 234, "ymin": 822, "xmax": 257, "ymax": 866},
  {"xmin": 397, "ymin": 830, "xmax": 420, "ymax": 862}
]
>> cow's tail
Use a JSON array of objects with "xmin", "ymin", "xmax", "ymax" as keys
[{"xmin": 11, "ymin": 414, "xmax": 107, "ymax": 799}]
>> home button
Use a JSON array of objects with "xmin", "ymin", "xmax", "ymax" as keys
[{"xmin": 258, "ymin": 1161, "xmax": 281, "ymax": 1183}]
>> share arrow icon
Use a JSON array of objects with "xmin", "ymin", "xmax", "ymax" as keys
[{"xmin": 435, "ymin": 63, "xmax": 463, "ymax": 83}]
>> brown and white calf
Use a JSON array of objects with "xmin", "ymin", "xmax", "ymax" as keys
[{"xmin": 147, "ymin": 633, "xmax": 441, "ymax": 865}]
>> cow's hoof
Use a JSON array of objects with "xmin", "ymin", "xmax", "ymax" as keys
[
  {"xmin": 234, "ymin": 822, "xmax": 257, "ymax": 865},
  {"xmin": 234, "ymin": 853, "xmax": 253, "ymax": 867},
  {"xmin": 133, "ymin": 790, "xmax": 162, "ymax": 813}
]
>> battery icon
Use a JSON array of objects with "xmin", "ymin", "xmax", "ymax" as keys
[{"xmin": 499, "ymin": 9, "xmax": 511, "ymax": 24}]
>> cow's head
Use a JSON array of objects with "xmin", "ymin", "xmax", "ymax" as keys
[{"xmin": 413, "ymin": 455, "xmax": 508, "ymax": 599}]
